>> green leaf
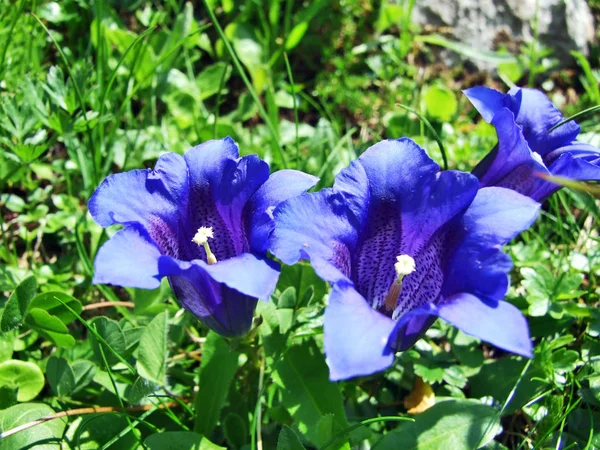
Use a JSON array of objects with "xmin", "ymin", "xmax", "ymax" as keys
[
  {"xmin": 284, "ymin": 0, "xmax": 329, "ymax": 50},
  {"xmin": 413, "ymin": 363, "xmax": 445, "ymax": 384},
  {"xmin": 223, "ymin": 413, "xmax": 248, "ymax": 449},
  {"xmin": 71, "ymin": 360, "xmax": 96, "ymax": 394},
  {"xmin": 194, "ymin": 331, "xmax": 240, "ymax": 437},
  {"xmin": 0, "ymin": 386, "xmax": 18, "ymax": 410},
  {"xmin": 28, "ymin": 292, "xmax": 82, "ymax": 324},
  {"xmin": 196, "ymin": 62, "xmax": 231, "ymax": 100},
  {"xmin": 372, "ymin": 400, "xmax": 502, "ymax": 450},
  {"xmin": 0, "ymin": 403, "xmax": 67, "ymax": 449},
  {"xmin": 0, "ymin": 329, "xmax": 16, "ymax": 362},
  {"xmin": 423, "ymin": 85, "xmax": 457, "ymax": 122},
  {"xmin": 273, "ymin": 340, "xmax": 348, "ymax": 444},
  {"xmin": 145, "ymin": 431, "xmax": 226, "ymax": 450},
  {"xmin": 277, "ymin": 425, "xmax": 307, "ymax": 450},
  {"xmin": 469, "ymin": 357, "xmax": 546, "ymax": 415},
  {"xmin": 416, "ymin": 34, "xmax": 518, "ymax": 65},
  {"xmin": 77, "ymin": 413, "xmax": 140, "ymax": 449},
  {"xmin": 127, "ymin": 376, "xmax": 160, "ymax": 405},
  {"xmin": 46, "ymin": 356, "xmax": 75, "ymax": 397},
  {"xmin": 89, "ymin": 317, "xmax": 127, "ymax": 366},
  {"xmin": 136, "ymin": 311, "xmax": 169, "ymax": 385},
  {"xmin": 316, "ymin": 414, "xmax": 351, "ymax": 450},
  {"xmin": 0, "ymin": 360, "xmax": 45, "ymax": 402},
  {"xmin": 0, "ymin": 275, "xmax": 37, "ymax": 332},
  {"xmin": 23, "ymin": 308, "xmax": 75, "ymax": 348}
]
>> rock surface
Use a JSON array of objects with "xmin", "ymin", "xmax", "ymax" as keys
[{"xmin": 412, "ymin": 0, "xmax": 596, "ymax": 70}]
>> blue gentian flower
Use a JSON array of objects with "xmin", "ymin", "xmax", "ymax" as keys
[
  {"xmin": 89, "ymin": 138, "xmax": 317, "ymax": 337},
  {"xmin": 272, "ymin": 139, "xmax": 540, "ymax": 380},
  {"xmin": 464, "ymin": 86, "xmax": 600, "ymax": 202}
]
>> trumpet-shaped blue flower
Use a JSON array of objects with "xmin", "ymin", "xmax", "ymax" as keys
[
  {"xmin": 89, "ymin": 138, "xmax": 317, "ymax": 337},
  {"xmin": 272, "ymin": 139, "xmax": 540, "ymax": 380},
  {"xmin": 464, "ymin": 86, "xmax": 600, "ymax": 201}
]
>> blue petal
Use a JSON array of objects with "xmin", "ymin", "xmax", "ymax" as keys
[
  {"xmin": 324, "ymin": 284, "xmax": 395, "ymax": 380},
  {"xmin": 246, "ymin": 169, "xmax": 319, "ymax": 254},
  {"xmin": 388, "ymin": 306, "xmax": 437, "ymax": 352},
  {"xmin": 271, "ymin": 189, "xmax": 358, "ymax": 285},
  {"xmin": 357, "ymin": 139, "xmax": 479, "ymax": 254},
  {"xmin": 509, "ymin": 88, "xmax": 580, "ymax": 155},
  {"xmin": 474, "ymin": 108, "xmax": 550, "ymax": 196},
  {"xmin": 463, "ymin": 86, "xmax": 507, "ymax": 122},
  {"xmin": 88, "ymin": 152, "xmax": 188, "ymax": 228},
  {"xmin": 158, "ymin": 253, "xmax": 279, "ymax": 337},
  {"xmin": 442, "ymin": 187, "xmax": 540, "ymax": 300},
  {"xmin": 350, "ymin": 139, "xmax": 478, "ymax": 310},
  {"xmin": 183, "ymin": 137, "xmax": 240, "ymax": 189},
  {"xmin": 529, "ymin": 148, "xmax": 600, "ymax": 201},
  {"xmin": 390, "ymin": 294, "xmax": 532, "ymax": 358},
  {"xmin": 437, "ymin": 293, "xmax": 532, "ymax": 357},
  {"xmin": 183, "ymin": 138, "xmax": 270, "ymax": 260},
  {"xmin": 93, "ymin": 225, "xmax": 163, "ymax": 289}
]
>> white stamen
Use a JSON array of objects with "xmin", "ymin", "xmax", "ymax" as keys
[
  {"xmin": 384, "ymin": 255, "xmax": 416, "ymax": 311},
  {"xmin": 192, "ymin": 226, "xmax": 214, "ymax": 246},
  {"xmin": 395, "ymin": 255, "xmax": 416, "ymax": 278},
  {"xmin": 192, "ymin": 226, "xmax": 217, "ymax": 264}
]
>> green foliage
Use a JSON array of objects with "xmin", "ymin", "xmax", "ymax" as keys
[
  {"xmin": 194, "ymin": 331, "xmax": 240, "ymax": 437},
  {"xmin": 0, "ymin": 403, "xmax": 67, "ymax": 449},
  {"xmin": 372, "ymin": 400, "xmax": 502, "ymax": 449},
  {"xmin": 0, "ymin": 0, "xmax": 599, "ymax": 448},
  {"xmin": 0, "ymin": 360, "xmax": 45, "ymax": 402}
]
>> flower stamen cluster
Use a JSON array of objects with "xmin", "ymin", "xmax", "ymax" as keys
[
  {"xmin": 192, "ymin": 226, "xmax": 217, "ymax": 265},
  {"xmin": 384, "ymin": 255, "xmax": 416, "ymax": 311}
]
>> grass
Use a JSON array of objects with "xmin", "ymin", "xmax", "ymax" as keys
[{"xmin": 0, "ymin": 0, "xmax": 599, "ymax": 449}]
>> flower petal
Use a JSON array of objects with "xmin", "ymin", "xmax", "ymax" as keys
[
  {"xmin": 246, "ymin": 169, "xmax": 319, "ymax": 253},
  {"xmin": 474, "ymin": 108, "xmax": 550, "ymax": 196},
  {"xmin": 183, "ymin": 138, "xmax": 270, "ymax": 260},
  {"xmin": 509, "ymin": 87, "xmax": 580, "ymax": 155},
  {"xmin": 349, "ymin": 139, "xmax": 478, "ymax": 310},
  {"xmin": 200, "ymin": 253, "xmax": 280, "ymax": 301},
  {"xmin": 271, "ymin": 189, "xmax": 357, "ymax": 284},
  {"xmin": 530, "ymin": 149, "xmax": 600, "ymax": 202},
  {"xmin": 442, "ymin": 186, "xmax": 540, "ymax": 300},
  {"xmin": 183, "ymin": 137, "xmax": 240, "ymax": 189},
  {"xmin": 324, "ymin": 284, "xmax": 395, "ymax": 380},
  {"xmin": 88, "ymin": 152, "xmax": 188, "ymax": 228},
  {"xmin": 390, "ymin": 294, "xmax": 532, "ymax": 358},
  {"xmin": 463, "ymin": 86, "xmax": 507, "ymax": 122},
  {"xmin": 357, "ymin": 139, "xmax": 479, "ymax": 254},
  {"xmin": 437, "ymin": 293, "xmax": 532, "ymax": 357},
  {"xmin": 158, "ymin": 253, "xmax": 278, "ymax": 337},
  {"xmin": 93, "ymin": 225, "xmax": 163, "ymax": 289}
]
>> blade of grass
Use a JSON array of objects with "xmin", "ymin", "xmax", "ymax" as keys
[
  {"xmin": 0, "ymin": 0, "xmax": 26, "ymax": 77},
  {"xmin": 99, "ymin": 408, "xmax": 157, "ymax": 450},
  {"xmin": 549, "ymin": 104, "xmax": 600, "ymax": 132},
  {"xmin": 396, "ymin": 103, "xmax": 449, "ymax": 170},
  {"xmin": 213, "ymin": 60, "xmax": 231, "ymax": 139},
  {"xmin": 55, "ymin": 295, "xmax": 137, "ymax": 374},
  {"xmin": 98, "ymin": 26, "xmax": 157, "ymax": 129},
  {"xmin": 94, "ymin": 323, "xmax": 139, "ymax": 445},
  {"xmin": 283, "ymin": 52, "xmax": 300, "ymax": 165},
  {"xmin": 201, "ymin": 0, "xmax": 288, "ymax": 168}
]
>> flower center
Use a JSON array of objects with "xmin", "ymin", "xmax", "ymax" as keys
[
  {"xmin": 383, "ymin": 255, "xmax": 416, "ymax": 312},
  {"xmin": 192, "ymin": 226, "xmax": 217, "ymax": 264}
]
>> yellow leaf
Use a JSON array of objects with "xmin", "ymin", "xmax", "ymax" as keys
[{"xmin": 403, "ymin": 376, "xmax": 435, "ymax": 414}]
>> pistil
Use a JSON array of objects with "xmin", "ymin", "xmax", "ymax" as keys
[
  {"xmin": 192, "ymin": 226, "xmax": 217, "ymax": 264},
  {"xmin": 383, "ymin": 255, "xmax": 416, "ymax": 311}
]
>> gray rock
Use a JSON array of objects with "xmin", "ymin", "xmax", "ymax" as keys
[{"xmin": 411, "ymin": 0, "xmax": 596, "ymax": 70}]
